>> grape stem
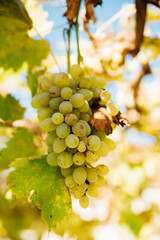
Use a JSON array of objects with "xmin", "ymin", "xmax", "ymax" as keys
[
  {"xmin": 33, "ymin": 27, "xmax": 61, "ymax": 72},
  {"xmin": 75, "ymin": 0, "xmax": 82, "ymax": 65},
  {"xmin": 67, "ymin": 25, "xmax": 71, "ymax": 74}
]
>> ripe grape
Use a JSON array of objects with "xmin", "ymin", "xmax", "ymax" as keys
[
  {"xmin": 49, "ymin": 85, "xmax": 60, "ymax": 97},
  {"xmin": 72, "ymin": 122, "xmax": 86, "ymax": 137},
  {"xmin": 79, "ymin": 78, "xmax": 91, "ymax": 89},
  {"xmin": 56, "ymin": 123, "xmax": 70, "ymax": 138},
  {"xmin": 54, "ymin": 72, "xmax": 70, "ymax": 87},
  {"xmin": 50, "ymin": 73, "xmax": 57, "ymax": 84},
  {"xmin": 78, "ymin": 120, "xmax": 91, "ymax": 136},
  {"xmin": 87, "ymin": 168, "xmax": 98, "ymax": 182},
  {"xmin": 96, "ymin": 142, "xmax": 108, "ymax": 157},
  {"xmin": 59, "ymin": 101, "xmax": 73, "ymax": 115},
  {"xmin": 57, "ymin": 152, "xmax": 73, "ymax": 168},
  {"xmin": 96, "ymin": 165, "xmax": 109, "ymax": 176},
  {"xmin": 65, "ymin": 134, "xmax": 79, "ymax": 148},
  {"xmin": 38, "ymin": 107, "xmax": 53, "ymax": 121},
  {"xmin": 40, "ymin": 118, "xmax": 56, "ymax": 132},
  {"xmin": 103, "ymin": 137, "xmax": 116, "ymax": 151},
  {"xmin": 52, "ymin": 112, "xmax": 64, "ymax": 125},
  {"xmin": 73, "ymin": 152, "xmax": 85, "ymax": 165},
  {"xmin": 61, "ymin": 166, "xmax": 74, "ymax": 177},
  {"xmin": 65, "ymin": 114, "xmax": 77, "ymax": 125},
  {"xmin": 94, "ymin": 176, "xmax": 105, "ymax": 187},
  {"xmin": 40, "ymin": 92, "xmax": 51, "ymax": 106},
  {"xmin": 107, "ymin": 102, "xmax": 119, "ymax": 116},
  {"xmin": 87, "ymin": 184, "xmax": 99, "ymax": 198},
  {"xmin": 78, "ymin": 89, "xmax": 93, "ymax": 101},
  {"xmin": 46, "ymin": 131, "xmax": 57, "ymax": 146},
  {"xmin": 31, "ymin": 94, "xmax": 41, "ymax": 109},
  {"xmin": 80, "ymin": 113, "xmax": 90, "ymax": 122},
  {"xmin": 77, "ymin": 183, "xmax": 88, "ymax": 192},
  {"xmin": 41, "ymin": 78, "xmax": 53, "ymax": 91},
  {"xmin": 74, "ymin": 190, "xmax": 85, "ymax": 199},
  {"xmin": 47, "ymin": 152, "xmax": 58, "ymax": 166},
  {"xmin": 79, "ymin": 195, "xmax": 89, "ymax": 208},
  {"xmin": 70, "ymin": 64, "xmax": 84, "ymax": 82},
  {"xmin": 72, "ymin": 109, "xmax": 80, "ymax": 119},
  {"xmin": 61, "ymin": 87, "xmax": 72, "ymax": 100},
  {"xmin": 69, "ymin": 93, "xmax": 85, "ymax": 108},
  {"xmin": 79, "ymin": 100, "xmax": 89, "ymax": 112},
  {"xmin": 90, "ymin": 85, "xmax": 101, "ymax": 98},
  {"xmin": 77, "ymin": 141, "xmax": 86, "ymax": 152},
  {"xmin": 87, "ymin": 135, "xmax": 101, "ymax": 151},
  {"xmin": 86, "ymin": 151, "xmax": 98, "ymax": 164},
  {"xmin": 100, "ymin": 90, "xmax": 111, "ymax": 104},
  {"xmin": 73, "ymin": 167, "xmax": 87, "ymax": 184},
  {"xmin": 53, "ymin": 138, "xmax": 67, "ymax": 153},
  {"xmin": 65, "ymin": 175, "xmax": 75, "ymax": 188},
  {"xmin": 49, "ymin": 97, "xmax": 63, "ymax": 110}
]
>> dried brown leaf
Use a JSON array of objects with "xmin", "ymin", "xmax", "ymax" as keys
[
  {"xmin": 90, "ymin": 107, "xmax": 130, "ymax": 135},
  {"xmin": 63, "ymin": 0, "xmax": 81, "ymax": 22}
]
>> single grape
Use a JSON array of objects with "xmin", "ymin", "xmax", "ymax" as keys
[
  {"xmin": 49, "ymin": 85, "xmax": 60, "ymax": 97},
  {"xmin": 94, "ymin": 176, "xmax": 105, "ymax": 187},
  {"xmin": 80, "ymin": 113, "xmax": 90, "ymax": 122},
  {"xmin": 53, "ymin": 138, "xmax": 67, "ymax": 153},
  {"xmin": 40, "ymin": 92, "xmax": 51, "ymax": 106},
  {"xmin": 72, "ymin": 109, "xmax": 80, "ymax": 119},
  {"xmin": 96, "ymin": 165, "xmax": 109, "ymax": 176},
  {"xmin": 79, "ymin": 195, "xmax": 89, "ymax": 208},
  {"xmin": 65, "ymin": 175, "xmax": 76, "ymax": 188},
  {"xmin": 77, "ymin": 183, "xmax": 88, "ymax": 192},
  {"xmin": 59, "ymin": 101, "xmax": 73, "ymax": 115},
  {"xmin": 61, "ymin": 87, "xmax": 72, "ymax": 100},
  {"xmin": 69, "ymin": 78, "xmax": 77, "ymax": 90},
  {"xmin": 47, "ymin": 152, "xmax": 58, "ymax": 166},
  {"xmin": 50, "ymin": 73, "xmax": 57, "ymax": 84},
  {"xmin": 73, "ymin": 152, "xmax": 85, "ymax": 165},
  {"xmin": 61, "ymin": 166, "xmax": 74, "ymax": 177},
  {"xmin": 79, "ymin": 78, "xmax": 91, "ymax": 89},
  {"xmin": 78, "ymin": 120, "xmax": 91, "ymax": 136},
  {"xmin": 78, "ymin": 89, "xmax": 93, "ymax": 101},
  {"xmin": 65, "ymin": 114, "xmax": 77, "ymax": 125},
  {"xmin": 31, "ymin": 94, "xmax": 41, "ymax": 109},
  {"xmin": 95, "ymin": 77, "xmax": 107, "ymax": 89},
  {"xmin": 96, "ymin": 142, "xmax": 108, "ymax": 157},
  {"xmin": 79, "ymin": 101, "xmax": 89, "ymax": 113},
  {"xmin": 52, "ymin": 112, "xmax": 64, "ymax": 125},
  {"xmin": 69, "ymin": 93, "xmax": 85, "ymax": 108},
  {"xmin": 107, "ymin": 102, "xmax": 119, "ymax": 116},
  {"xmin": 77, "ymin": 141, "xmax": 86, "ymax": 152},
  {"xmin": 100, "ymin": 91, "xmax": 111, "ymax": 104},
  {"xmin": 40, "ymin": 118, "xmax": 56, "ymax": 132},
  {"xmin": 44, "ymin": 71, "xmax": 53, "ymax": 79},
  {"xmin": 70, "ymin": 65, "xmax": 84, "ymax": 83},
  {"xmin": 92, "ymin": 129, "xmax": 105, "ymax": 140},
  {"xmin": 46, "ymin": 131, "xmax": 57, "ymax": 146},
  {"xmin": 57, "ymin": 152, "xmax": 73, "ymax": 168},
  {"xmin": 73, "ymin": 167, "xmax": 87, "ymax": 184},
  {"xmin": 103, "ymin": 137, "xmax": 116, "ymax": 151},
  {"xmin": 87, "ymin": 168, "xmax": 98, "ymax": 182},
  {"xmin": 87, "ymin": 184, "xmax": 99, "ymax": 198},
  {"xmin": 38, "ymin": 107, "xmax": 53, "ymax": 121},
  {"xmin": 49, "ymin": 97, "xmax": 63, "ymax": 110},
  {"xmin": 74, "ymin": 190, "xmax": 85, "ymax": 199},
  {"xmin": 38, "ymin": 75, "xmax": 46, "ymax": 84},
  {"xmin": 87, "ymin": 135, "xmax": 101, "ymax": 151},
  {"xmin": 56, "ymin": 123, "xmax": 70, "ymax": 138},
  {"xmin": 65, "ymin": 134, "xmax": 79, "ymax": 148},
  {"xmin": 41, "ymin": 78, "xmax": 53, "ymax": 91},
  {"xmin": 90, "ymin": 85, "xmax": 101, "ymax": 98},
  {"xmin": 72, "ymin": 122, "xmax": 86, "ymax": 137},
  {"xmin": 85, "ymin": 151, "xmax": 98, "ymax": 164},
  {"xmin": 54, "ymin": 72, "xmax": 70, "ymax": 87}
]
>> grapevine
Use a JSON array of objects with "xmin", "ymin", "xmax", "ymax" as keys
[{"xmin": 31, "ymin": 64, "xmax": 118, "ymax": 208}]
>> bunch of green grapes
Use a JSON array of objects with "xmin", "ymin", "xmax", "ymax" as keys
[{"xmin": 31, "ymin": 65, "xmax": 118, "ymax": 208}]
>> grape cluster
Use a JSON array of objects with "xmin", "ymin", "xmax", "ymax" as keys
[{"xmin": 31, "ymin": 65, "xmax": 118, "ymax": 208}]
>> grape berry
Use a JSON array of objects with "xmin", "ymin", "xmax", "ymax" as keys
[{"xmin": 31, "ymin": 64, "xmax": 119, "ymax": 209}]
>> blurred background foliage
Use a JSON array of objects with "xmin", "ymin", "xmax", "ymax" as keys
[{"xmin": 0, "ymin": 0, "xmax": 160, "ymax": 240}]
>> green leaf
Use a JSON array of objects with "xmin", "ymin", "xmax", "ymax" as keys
[
  {"xmin": 0, "ymin": 128, "xmax": 37, "ymax": 170},
  {"xmin": 8, "ymin": 157, "xmax": 71, "ymax": 229},
  {"xmin": 0, "ymin": 0, "xmax": 32, "ymax": 31},
  {"xmin": 0, "ymin": 94, "xmax": 25, "ymax": 123}
]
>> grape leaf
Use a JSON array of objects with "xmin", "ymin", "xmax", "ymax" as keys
[
  {"xmin": 0, "ymin": 128, "xmax": 37, "ymax": 170},
  {"xmin": 0, "ymin": 94, "xmax": 25, "ymax": 123},
  {"xmin": 8, "ymin": 157, "xmax": 71, "ymax": 229},
  {"xmin": 0, "ymin": 0, "xmax": 32, "ymax": 31}
]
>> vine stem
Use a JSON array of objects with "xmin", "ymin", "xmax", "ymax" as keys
[
  {"xmin": 75, "ymin": 1, "xmax": 82, "ymax": 64},
  {"xmin": 33, "ymin": 27, "xmax": 61, "ymax": 72},
  {"xmin": 67, "ymin": 25, "xmax": 71, "ymax": 74}
]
